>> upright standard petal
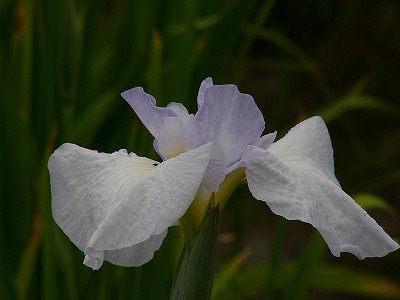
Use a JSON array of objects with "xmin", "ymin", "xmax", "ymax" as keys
[
  {"xmin": 245, "ymin": 117, "xmax": 399, "ymax": 258},
  {"xmin": 121, "ymin": 87, "xmax": 186, "ymax": 138},
  {"xmin": 195, "ymin": 84, "xmax": 265, "ymax": 178},
  {"xmin": 122, "ymin": 81, "xmax": 265, "ymax": 192},
  {"xmin": 49, "ymin": 142, "xmax": 212, "ymax": 269},
  {"xmin": 155, "ymin": 115, "xmax": 203, "ymax": 160}
]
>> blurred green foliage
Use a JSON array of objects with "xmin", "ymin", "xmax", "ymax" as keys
[{"xmin": 1, "ymin": 0, "xmax": 399, "ymax": 299}]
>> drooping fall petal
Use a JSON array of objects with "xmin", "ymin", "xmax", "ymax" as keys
[
  {"xmin": 245, "ymin": 117, "xmax": 399, "ymax": 258},
  {"xmin": 49, "ymin": 142, "xmax": 212, "ymax": 269}
]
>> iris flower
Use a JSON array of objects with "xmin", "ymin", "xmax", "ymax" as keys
[{"xmin": 48, "ymin": 78, "xmax": 398, "ymax": 270}]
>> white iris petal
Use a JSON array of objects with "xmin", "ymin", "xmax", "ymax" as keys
[
  {"xmin": 49, "ymin": 142, "xmax": 212, "ymax": 269},
  {"xmin": 245, "ymin": 117, "xmax": 399, "ymax": 258}
]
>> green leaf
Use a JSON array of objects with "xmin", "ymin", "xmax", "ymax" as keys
[
  {"xmin": 283, "ymin": 233, "xmax": 326, "ymax": 300},
  {"xmin": 255, "ymin": 27, "xmax": 335, "ymax": 100},
  {"xmin": 14, "ymin": 214, "xmax": 42, "ymax": 300},
  {"xmin": 265, "ymin": 218, "xmax": 289, "ymax": 299},
  {"xmin": 170, "ymin": 205, "xmax": 220, "ymax": 300},
  {"xmin": 145, "ymin": 31, "xmax": 163, "ymax": 101},
  {"xmin": 211, "ymin": 249, "xmax": 250, "ymax": 300},
  {"xmin": 226, "ymin": 260, "xmax": 400, "ymax": 299},
  {"xmin": 316, "ymin": 86, "xmax": 400, "ymax": 123},
  {"xmin": 311, "ymin": 264, "xmax": 400, "ymax": 298},
  {"xmin": 353, "ymin": 193, "xmax": 398, "ymax": 218},
  {"xmin": 72, "ymin": 90, "xmax": 118, "ymax": 145}
]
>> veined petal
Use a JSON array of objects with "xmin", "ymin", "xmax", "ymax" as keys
[
  {"xmin": 49, "ymin": 142, "xmax": 212, "ymax": 269},
  {"xmin": 196, "ymin": 84, "xmax": 265, "ymax": 169},
  {"xmin": 225, "ymin": 132, "xmax": 277, "ymax": 175},
  {"xmin": 121, "ymin": 87, "xmax": 185, "ymax": 138},
  {"xmin": 268, "ymin": 116, "xmax": 339, "ymax": 185},
  {"xmin": 201, "ymin": 143, "xmax": 227, "ymax": 192},
  {"xmin": 244, "ymin": 118, "xmax": 399, "ymax": 258},
  {"xmin": 83, "ymin": 231, "xmax": 167, "ymax": 269},
  {"xmin": 156, "ymin": 115, "xmax": 202, "ymax": 160},
  {"xmin": 49, "ymin": 144, "xmax": 158, "ymax": 251},
  {"xmin": 104, "ymin": 230, "xmax": 168, "ymax": 268}
]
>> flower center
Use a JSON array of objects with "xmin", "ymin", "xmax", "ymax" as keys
[{"xmin": 179, "ymin": 168, "xmax": 246, "ymax": 243}]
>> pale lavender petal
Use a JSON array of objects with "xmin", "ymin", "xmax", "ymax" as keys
[
  {"xmin": 201, "ymin": 143, "xmax": 227, "ymax": 192},
  {"xmin": 166, "ymin": 102, "xmax": 189, "ymax": 116},
  {"xmin": 49, "ymin": 142, "xmax": 212, "ymax": 269},
  {"xmin": 197, "ymin": 77, "xmax": 213, "ymax": 108},
  {"xmin": 196, "ymin": 84, "xmax": 265, "ymax": 169},
  {"xmin": 244, "ymin": 118, "xmax": 399, "ymax": 258},
  {"xmin": 121, "ymin": 87, "xmax": 183, "ymax": 138},
  {"xmin": 225, "ymin": 132, "xmax": 277, "ymax": 174},
  {"xmin": 156, "ymin": 115, "xmax": 203, "ymax": 160},
  {"xmin": 157, "ymin": 126, "xmax": 226, "ymax": 192}
]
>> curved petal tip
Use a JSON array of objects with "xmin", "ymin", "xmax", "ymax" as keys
[{"xmin": 84, "ymin": 248, "xmax": 104, "ymax": 270}]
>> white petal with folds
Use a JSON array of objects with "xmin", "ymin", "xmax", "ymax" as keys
[
  {"xmin": 268, "ymin": 116, "xmax": 339, "ymax": 186},
  {"xmin": 245, "ymin": 117, "xmax": 399, "ymax": 258},
  {"xmin": 253, "ymin": 132, "xmax": 277, "ymax": 149},
  {"xmin": 49, "ymin": 142, "xmax": 212, "ymax": 268},
  {"xmin": 104, "ymin": 230, "xmax": 168, "ymax": 268}
]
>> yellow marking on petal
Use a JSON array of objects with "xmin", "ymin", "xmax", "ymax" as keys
[
  {"xmin": 215, "ymin": 168, "xmax": 246, "ymax": 208},
  {"xmin": 164, "ymin": 146, "xmax": 188, "ymax": 159}
]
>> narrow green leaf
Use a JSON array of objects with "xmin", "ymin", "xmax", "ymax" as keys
[
  {"xmin": 40, "ymin": 164, "xmax": 59, "ymax": 300},
  {"xmin": 247, "ymin": 58, "xmax": 318, "ymax": 72},
  {"xmin": 163, "ymin": 0, "xmax": 199, "ymax": 104},
  {"xmin": 283, "ymin": 233, "xmax": 326, "ymax": 300},
  {"xmin": 265, "ymin": 218, "xmax": 289, "ymax": 299},
  {"xmin": 72, "ymin": 90, "xmax": 118, "ymax": 145},
  {"xmin": 310, "ymin": 264, "xmax": 400, "ymax": 298},
  {"xmin": 353, "ymin": 193, "xmax": 398, "ymax": 218},
  {"xmin": 316, "ymin": 87, "xmax": 400, "ymax": 123},
  {"xmin": 0, "ymin": 0, "xmax": 37, "ymax": 271},
  {"xmin": 211, "ymin": 249, "xmax": 250, "ymax": 300},
  {"xmin": 53, "ymin": 230, "xmax": 79, "ymax": 300},
  {"xmin": 234, "ymin": 0, "xmax": 277, "ymax": 81},
  {"xmin": 145, "ymin": 31, "xmax": 163, "ymax": 101},
  {"xmin": 170, "ymin": 205, "xmax": 220, "ymax": 300},
  {"xmin": 255, "ymin": 27, "xmax": 335, "ymax": 101},
  {"xmin": 14, "ymin": 214, "xmax": 42, "ymax": 300},
  {"xmin": 0, "ymin": 216, "xmax": 15, "ymax": 299},
  {"xmin": 228, "ymin": 260, "xmax": 400, "ymax": 299},
  {"xmin": 196, "ymin": 0, "xmax": 257, "ymax": 84}
]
